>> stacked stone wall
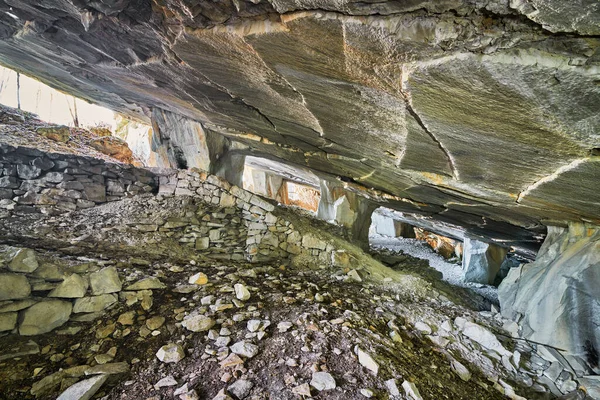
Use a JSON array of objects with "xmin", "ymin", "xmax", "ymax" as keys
[
  {"xmin": 0, "ymin": 144, "xmax": 157, "ymax": 216},
  {"xmin": 157, "ymin": 169, "xmax": 338, "ymax": 264}
]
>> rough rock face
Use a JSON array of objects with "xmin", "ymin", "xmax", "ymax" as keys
[
  {"xmin": 499, "ymin": 223, "xmax": 600, "ymax": 374},
  {"xmin": 0, "ymin": 1, "xmax": 598, "ymax": 251},
  {"xmin": 462, "ymin": 238, "xmax": 508, "ymax": 284}
]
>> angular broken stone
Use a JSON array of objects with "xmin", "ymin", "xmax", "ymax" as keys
[
  {"xmin": 310, "ymin": 372, "xmax": 336, "ymax": 391},
  {"xmin": 0, "ymin": 312, "xmax": 17, "ymax": 332},
  {"xmin": 228, "ymin": 379, "xmax": 254, "ymax": 399},
  {"xmin": 56, "ymin": 374, "xmax": 108, "ymax": 400},
  {"xmin": 90, "ymin": 266, "xmax": 122, "ymax": 294},
  {"xmin": 156, "ymin": 343, "xmax": 185, "ymax": 363},
  {"xmin": 125, "ymin": 277, "xmax": 165, "ymax": 290},
  {"xmin": 220, "ymin": 353, "xmax": 244, "ymax": 368},
  {"xmin": 230, "ymin": 341, "xmax": 258, "ymax": 359},
  {"xmin": 0, "ymin": 273, "xmax": 31, "ymax": 301},
  {"xmin": 73, "ymin": 294, "xmax": 117, "ymax": 313},
  {"xmin": 234, "ymin": 283, "xmax": 250, "ymax": 301},
  {"xmin": 451, "ymin": 360, "xmax": 471, "ymax": 382},
  {"xmin": 19, "ymin": 300, "xmax": 72, "ymax": 335},
  {"xmin": 154, "ymin": 375, "xmax": 178, "ymax": 389},
  {"xmin": 48, "ymin": 274, "xmax": 88, "ymax": 298},
  {"xmin": 189, "ymin": 272, "xmax": 208, "ymax": 285},
  {"xmin": 402, "ymin": 380, "xmax": 423, "ymax": 400},
  {"xmin": 8, "ymin": 248, "xmax": 39, "ymax": 273},
  {"xmin": 182, "ymin": 314, "xmax": 215, "ymax": 332},
  {"xmin": 357, "ymin": 347, "xmax": 379, "ymax": 375},
  {"xmin": 292, "ymin": 383, "xmax": 311, "ymax": 397},
  {"xmin": 146, "ymin": 316, "xmax": 165, "ymax": 330}
]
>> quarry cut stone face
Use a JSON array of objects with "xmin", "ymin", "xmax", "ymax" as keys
[
  {"xmin": 0, "ymin": 0, "xmax": 598, "ymax": 250},
  {"xmin": 499, "ymin": 223, "xmax": 600, "ymax": 374}
]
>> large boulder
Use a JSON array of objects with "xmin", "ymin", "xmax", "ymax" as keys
[
  {"xmin": 19, "ymin": 300, "xmax": 72, "ymax": 335},
  {"xmin": 499, "ymin": 223, "xmax": 600, "ymax": 374},
  {"xmin": 462, "ymin": 238, "xmax": 507, "ymax": 285}
]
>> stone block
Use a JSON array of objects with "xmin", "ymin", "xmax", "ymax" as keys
[
  {"xmin": 83, "ymin": 184, "xmax": 106, "ymax": 203},
  {"xmin": 19, "ymin": 300, "xmax": 72, "ymax": 335},
  {"xmin": 0, "ymin": 312, "xmax": 17, "ymax": 331}
]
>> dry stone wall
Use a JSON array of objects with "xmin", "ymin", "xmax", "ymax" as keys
[
  {"xmin": 156, "ymin": 169, "xmax": 339, "ymax": 264},
  {"xmin": 0, "ymin": 144, "xmax": 157, "ymax": 216}
]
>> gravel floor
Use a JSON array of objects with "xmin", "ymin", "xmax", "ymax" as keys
[{"xmin": 369, "ymin": 234, "xmax": 499, "ymax": 304}]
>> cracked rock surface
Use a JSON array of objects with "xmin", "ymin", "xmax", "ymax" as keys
[{"xmin": 0, "ymin": 1, "xmax": 598, "ymax": 252}]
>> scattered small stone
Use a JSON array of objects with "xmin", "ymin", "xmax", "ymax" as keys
[
  {"xmin": 385, "ymin": 379, "xmax": 401, "ymax": 397},
  {"xmin": 277, "ymin": 321, "xmax": 293, "ymax": 333},
  {"xmin": 156, "ymin": 343, "xmax": 185, "ymax": 363},
  {"xmin": 182, "ymin": 315, "xmax": 216, "ymax": 332},
  {"xmin": 154, "ymin": 375, "xmax": 178, "ymax": 389},
  {"xmin": 189, "ymin": 272, "xmax": 208, "ymax": 285},
  {"xmin": 228, "ymin": 379, "xmax": 254, "ymax": 399},
  {"xmin": 451, "ymin": 360, "xmax": 471, "ymax": 382},
  {"xmin": 310, "ymin": 372, "xmax": 336, "ymax": 391},
  {"xmin": 230, "ymin": 341, "xmax": 258, "ymax": 359},
  {"xmin": 146, "ymin": 316, "xmax": 166, "ymax": 330},
  {"xmin": 247, "ymin": 319, "xmax": 261, "ymax": 332},
  {"xmin": 125, "ymin": 277, "xmax": 165, "ymax": 290},
  {"xmin": 292, "ymin": 383, "xmax": 312, "ymax": 397},
  {"xmin": 234, "ymin": 283, "xmax": 251, "ymax": 301},
  {"xmin": 356, "ymin": 347, "xmax": 379, "ymax": 375},
  {"xmin": 360, "ymin": 388, "xmax": 374, "ymax": 398},
  {"xmin": 402, "ymin": 380, "xmax": 423, "ymax": 400}
]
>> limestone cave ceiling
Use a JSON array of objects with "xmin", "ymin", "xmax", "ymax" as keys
[{"xmin": 0, "ymin": 0, "xmax": 599, "ymax": 251}]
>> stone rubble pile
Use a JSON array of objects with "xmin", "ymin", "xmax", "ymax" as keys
[{"xmin": 0, "ymin": 144, "xmax": 156, "ymax": 216}]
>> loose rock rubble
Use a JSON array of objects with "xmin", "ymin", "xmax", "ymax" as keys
[{"xmin": 0, "ymin": 132, "xmax": 595, "ymax": 399}]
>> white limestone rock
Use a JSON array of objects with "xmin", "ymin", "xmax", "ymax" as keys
[
  {"xmin": 498, "ymin": 223, "xmax": 600, "ymax": 366},
  {"xmin": 234, "ymin": 283, "xmax": 251, "ymax": 301},
  {"xmin": 230, "ymin": 341, "xmax": 258, "ymax": 359},
  {"xmin": 462, "ymin": 238, "xmax": 507, "ymax": 285},
  {"xmin": 56, "ymin": 374, "xmax": 107, "ymax": 400},
  {"xmin": 310, "ymin": 372, "xmax": 336, "ymax": 391},
  {"xmin": 356, "ymin": 347, "xmax": 379, "ymax": 375}
]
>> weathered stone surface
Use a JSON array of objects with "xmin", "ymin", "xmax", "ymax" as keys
[
  {"xmin": 499, "ymin": 223, "xmax": 600, "ymax": 373},
  {"xmin": 56, "ymin": 374, "xmax": 107, "ymax": 400},
  {"xmin": 310, "ymin": 372, "xmax": 336, "ymax": 391},
  {"xmin": 8, "ymin": 248, "xmax": 39, "ymax": 273},
  {"xmin": 125, "ymin": 277, "xmax": 165, "ymax": 290},
  {"xmin": 48, "ymin": 274, "xmax": 88, "ymax": 298},
  {"xmin": 19, "ymin": 300, "xmax": 72, "ymax": 335},
  {"xmin": 156, "ymin": 343, "xmax": 185, "ymax": 363},
  {"xmin": 182, "ymin": 315, "xmax": 216, "ymax": 332},
  {"xmin": 73, "ymin": 294, "xmax": 117, "ymax": 313},
  {"xmin": 36, "ymin": 126, "xmax": 70, "ymax": 142},
  {"xmin": 0, "ymin": 312, "xmax": 17, "ymax": 331},
  {"xmin": 462, "ymin": 238, "xmax": 508, "ymax": 285},
  {"xmin": 90, "ymin": 267, "xmax": 122, "ymax": 294},
  {"xmin": 0, "ymin": 1, "xmax": 597, "ymax": 251},
  {"xmin": 0, "ymin": 273, "xmax": 31, "ymax": 301}
]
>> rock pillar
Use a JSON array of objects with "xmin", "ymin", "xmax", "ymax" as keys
[
  {"xmin": 499, "ymin": 223, "xmax": 600, "ymax": 375},
  {"xmin": 317, "ymin": 179, "xmax": 376, "ymax": 250},
  {"xmin": 462, "ymin": 237, "xmax": 508, "ymax": 284},
  {"xmin": 151, "ymin": 108, "xmax": 245, "ymax": 187}
]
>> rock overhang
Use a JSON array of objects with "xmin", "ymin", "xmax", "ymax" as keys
[{"xmin": 0, "ymin": 0, "xmax": 599, "ymax": 251}]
